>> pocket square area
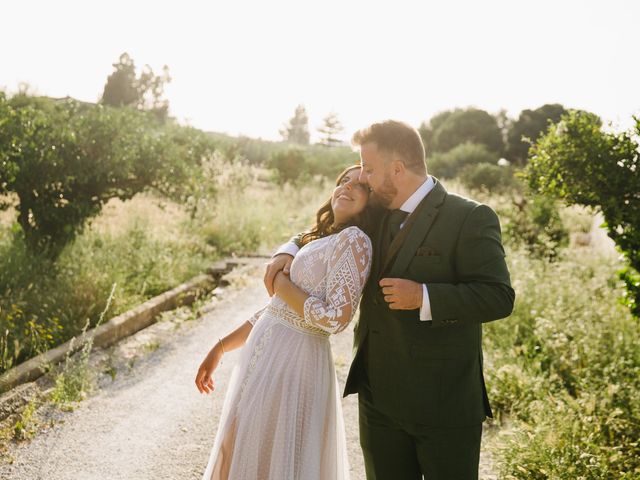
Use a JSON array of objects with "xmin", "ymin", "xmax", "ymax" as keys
[{"xmin": 416, "ymin": 246, "xmax": 439, "ymax": 256}]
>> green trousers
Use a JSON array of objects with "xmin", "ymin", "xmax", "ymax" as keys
[{"xmin": 358, "ymin": 392, "xmax": 482, "ymax": 480}]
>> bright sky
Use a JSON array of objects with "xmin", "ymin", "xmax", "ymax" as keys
[{"xmin": 2, "ymin": 0, "xmax": 639, "ymax": 142}]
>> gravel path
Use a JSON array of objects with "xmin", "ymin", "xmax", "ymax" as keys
[
  {"xmin": 590, "ymin": 212, "xmax": 617, "ymax": 256},
  {"xmin": 1, "ymin": 265, "xmax": 497, "ymax": 479}
]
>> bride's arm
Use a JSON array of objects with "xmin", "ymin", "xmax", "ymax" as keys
[
  {"xmin": 273, "ymin": 272, "xmax": 310, "ymax": 317},
  {"xmin": 195, "ymin": 305, "xmax": 266, "ymax": 394},
  {"xmin": 195, "ymin": 320, "xmax": 253, "ymax": 394},
  {"xmin": 274, "ymin": 227, "xmax": 373, "ymax": 334}
]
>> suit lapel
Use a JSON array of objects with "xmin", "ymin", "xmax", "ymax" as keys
[{"xmin": 381, "ymin": 179, "xmax": 448, "ymax": 279}]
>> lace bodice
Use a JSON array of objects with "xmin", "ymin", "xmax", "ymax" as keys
[{"xmin": 250, "ymin": 226, "xmax": 373, "ymax": 335}]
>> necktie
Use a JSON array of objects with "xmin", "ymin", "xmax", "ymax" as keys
[
  {"xmin": 378, "ymin": 209, "xmax": 409, "ymax": 277},
  {"xmin": 388, "ymin": 209, "xmax": 409, "ymax": 242}
]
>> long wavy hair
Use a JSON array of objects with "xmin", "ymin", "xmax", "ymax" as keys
[{"xmin": 300, "ymin": 165, "xmax": 382, "ymax": 246}]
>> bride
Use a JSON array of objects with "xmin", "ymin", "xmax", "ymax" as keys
[{"xmin": 195, "ymin": 165, "xmax": 378, "ymax": 480}]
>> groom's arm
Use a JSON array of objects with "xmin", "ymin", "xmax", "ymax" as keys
[
  {"xmin": 264, "ymin": 233, "xmax": 305, "ymax": 296},
  {"xmin": 426, "ymin": 204, "xmax": 515, "ymax": 327},
  {"xmin": 273, "ymin": 233, "xmax": 304, "ymax": 257},
  {"xmin": 380, "ymin": 205, "xmax": 514, "ymax": 327}
]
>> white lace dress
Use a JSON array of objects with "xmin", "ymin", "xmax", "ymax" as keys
[{"xmin": 201, "ymin": 226, "xmax": 372, "ymax": 480}]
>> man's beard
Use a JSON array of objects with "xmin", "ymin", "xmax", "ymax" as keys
[{"xmin": 371, "ymin": 172, "xmax": 397, "ymax": 209}]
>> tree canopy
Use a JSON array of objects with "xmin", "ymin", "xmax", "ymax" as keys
[
  {"xmin": 527, "ymin": 110, "xmax": 640, "ymax": 317},
  {"xmin": 101, "ymin": 52, "xmax": 171, "ymax": 121},
  {"xmin": 507, "ymin": 103, "xmax": 567, "ymax": 165},
  {"xmin": 420, "ymin": 108, "xmax": 504, "ymax": 156},
  {"xmin": 280, "ymin": 105, "xmax": 310, "ymax": 145},
  {"xmin": 317, "ymin": 112, "xmax": 345, "ymax": 146},
  {"xmin": 0, "ymin": 93, "xmax": 211, "ymax": 258}
]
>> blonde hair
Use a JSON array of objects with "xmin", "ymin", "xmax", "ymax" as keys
[{"xmin": 352, "ymin": 120, "xmax": 426, "ymax": 175}]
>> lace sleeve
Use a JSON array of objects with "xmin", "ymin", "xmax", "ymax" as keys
[
  {"xmin": 248, "ymin": 305, "xmax": 268, "ymax": 326},
  {"xmin": 302, "ymin": 227, "xmax": 373, "ymax": 334}
]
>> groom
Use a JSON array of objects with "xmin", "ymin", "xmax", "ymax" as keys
[{"xmin": 265, "ymin": 120, "xmax": 515, "ymax": 479}]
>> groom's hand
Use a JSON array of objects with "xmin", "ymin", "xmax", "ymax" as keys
[
  {"xmin": 379, "ymin": 278, "xmax": 423, "ymax": 310},
  {"xmin": 264, "ymin": 254, "xmax": 294, "ymax": 296}
]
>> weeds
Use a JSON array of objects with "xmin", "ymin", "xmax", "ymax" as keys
[
  {"xmin": 50, "ymin": 284, "xmax": 116, "ymax": 405},
  {"xmin": 13, "ymin": 399, "xmax": 37, "ymax": 440}
]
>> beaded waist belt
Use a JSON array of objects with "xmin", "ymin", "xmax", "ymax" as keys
[{"xmin": 265, "ymin": 301, "xmax": 330, "ymax": 338}]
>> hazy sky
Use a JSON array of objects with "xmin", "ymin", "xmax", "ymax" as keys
[{"xmin": 2, "ymin": 0, "xmax": 638, "ymax": 142}]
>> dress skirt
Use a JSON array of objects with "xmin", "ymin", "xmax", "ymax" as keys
[{"xmin": 201, "ymin": 302, "xmax": 350, "ymax": 480}]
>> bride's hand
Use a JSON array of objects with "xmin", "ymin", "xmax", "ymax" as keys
[
  {"xmin": 273, "ymin": 271, "xmax": 291, "ymax": 296},
  {"xmin": 195, "ymin": 344, "xmax": 223, "ymax": 394},
  {"xmin": 264, "ymin": 254, "xmax": 293, "ymax": 296}
]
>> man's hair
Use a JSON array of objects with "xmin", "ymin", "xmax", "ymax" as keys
[{"xmin": 351, "ymin": 120, "xmax": 426, "ymax": 175}]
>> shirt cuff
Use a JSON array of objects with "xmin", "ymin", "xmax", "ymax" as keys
[
  {"xmin": 419, "ymin": 284, "xmax": 432, "ymax": 321},
  {"xmin": 274, "ymin": 242, "xmax": 299, "ymax": 258}
]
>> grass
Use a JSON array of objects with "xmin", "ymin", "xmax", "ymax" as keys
[
  {"xmin": 50, "ymin": 284, "xmax": 116, "ymax": 405},
  {"xmin": 0, "ymin": 159, "xmax": 329, "ymax": 375},
  {"xmin": 12, "ymin": 399, "xmax": 38, "ymax": 441},
  {"xmin": 484, "ymin": 245, "xmax": 640, "ymax": 478},
  {"xmin": 189, "ymin": 155, "xmax": 330, "ymax": 255},
  {"xmin": 143, "ymin": 341, "xmax": 161, "ymax": 353}
]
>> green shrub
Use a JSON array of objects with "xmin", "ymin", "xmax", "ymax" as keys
[
  {"xmin": 269, "ymin": 148, "xmax": 309, "ymax": 183},
  {"xmin": 485, "ymin": 248, "xmax": 640, "ymax": 478},
  {"xmin": 428, "ymin": 142, "xmax": 499, "ymax": 179},
  {"xmin": 527, "ymin": 110, "xmax": 640, "ymax": 317},
  {"xmin": 459, "ymin": 162, "xmax": 515, "ymax": 193},
  {"xmin": 50, "ymin": 284, "xmax": 116, "ymax": 404},
  {"xmin": 193, "ymin": 158, "xmax": 328, "ymax": 255},
  {"xmin": 0, "ymin": 194, "xmax": 212, "ymax": 375},
  {"xmin": 303, "ymin": 144, "xmax": 359, "ymax": 178},
  {"xmin": 267, "ymin": 144, "xmax": 357, "ymax": 184},
  {"xmin": 0, "ymin": 94, "xmax": 212, "ymax": 258},
  {"xmin": 499, "ymin": 194, "xmax": 569, "ymax": 260},
  {"xmin": 428, "ymin": 108, "xmax": 504, "ymax": 155}
]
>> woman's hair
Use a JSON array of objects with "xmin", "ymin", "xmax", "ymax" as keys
[{"xmin": 300, "ymin": 165, "xmax": 381, "ymax": 246}]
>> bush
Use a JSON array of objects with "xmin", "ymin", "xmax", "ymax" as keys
[
  {"xmin": 499, "ymin": 194, "xmax": 569, "ymax": 260},
  {"xmin": 527, "ymin": 110, "xmax": 640, "ymax": 317},
  {"xmin": 303, "ymin": 144, "xmax": 359, "ymax": 178},
  {"xmin": 0, "ymin": 193, "xmax": 213, "ymax": 375},
  {"xmin": 0, "ymin": 94, "xmax": 212, "ymax": 258},
  {"xmin": 207, "ymin": 132, "xmax": 278, "ymax": 166},
  {"xmin": 459, "ymin": 162, "xmax": 515, "ymax": 193},
  {"xmin": 207, "ymin": 132, "xmax": 358, "ymax": 180},
  {"xmin": 268, "ymin": 144, "xmax": 358, "ymax": 184},
  {"xmin": 428, "ymin": 142, "xmax": 499, "ymax": 179},
  {"xmin": 191, "ymin": 157, "xmax": 328, "ymax": 255},
  {"xmin": 269, "ymin": 148, "xmax": 309, "ymax": 183},
  {"xmin": 485, "ymin": 248, "xmax": 640, "ymax": 478}
]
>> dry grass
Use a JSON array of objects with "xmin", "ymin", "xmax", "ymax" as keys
[{"xmin": 0, "ymin": 160, "xmax": 335, "ymax": 373}]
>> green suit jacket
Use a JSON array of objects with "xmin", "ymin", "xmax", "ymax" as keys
[{"xmin": 343, "ymin": 178, "xmax": 515, "ymax": 427}]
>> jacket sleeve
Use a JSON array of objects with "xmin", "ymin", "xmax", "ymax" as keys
[
  {"xmin": 426, "ymin": 204, "xmax": 515, "ymax": 327},
  {"xmin": 273, "ymin": 232, "xmax": 306, "ymax": 257}
]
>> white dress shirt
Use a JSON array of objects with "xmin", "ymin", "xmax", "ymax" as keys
[{"xmin": 275, "ymin": 175, "xmax": 436, "ymax": 321}]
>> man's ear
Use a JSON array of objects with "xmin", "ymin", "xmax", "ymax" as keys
[{"xmin": 392, "ymin": 156, "xmax": 405, "ymax": 176}]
